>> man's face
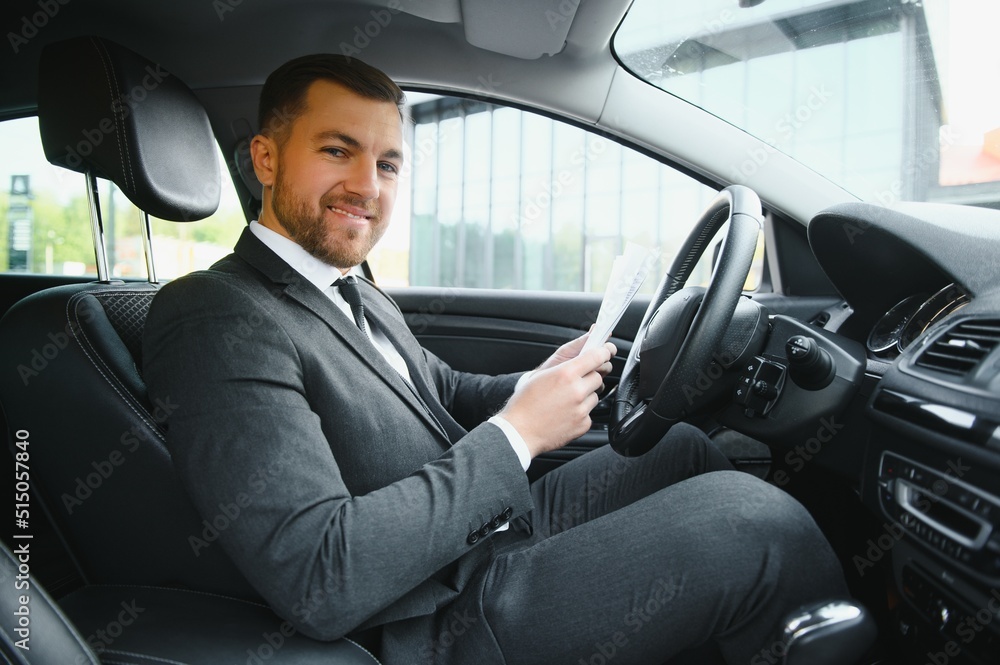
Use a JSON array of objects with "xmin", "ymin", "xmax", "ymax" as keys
[{"xmin": 254, "ymin": 80, "xmax": 403, "ymax": 270}]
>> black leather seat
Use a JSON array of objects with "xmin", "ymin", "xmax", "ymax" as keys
[
  {"xmin": 0, "ymin": 36, "xmax": 380, "ymax": 664},
  {"xmin": 0, "ymin": 540, "xmax": 379, "ymax": 665}
]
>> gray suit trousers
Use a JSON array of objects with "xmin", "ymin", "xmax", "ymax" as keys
[{"xmin": 396, "ymin": 425, "xmax": 847, "ymax": 665}]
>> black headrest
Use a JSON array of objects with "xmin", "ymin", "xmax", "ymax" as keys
[{"xmin": 37, "ymin": 36, "xmax": 220, "ymax": 222}]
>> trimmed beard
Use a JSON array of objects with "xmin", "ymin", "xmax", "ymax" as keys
[{"xmin": 270, "ymin": 169, "xmax": 385, "ymax": 270}]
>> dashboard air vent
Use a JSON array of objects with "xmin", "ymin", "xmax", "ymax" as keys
[{"xmin": 915, "ymin": 319, "xmax": 1000, "ymax": 376}]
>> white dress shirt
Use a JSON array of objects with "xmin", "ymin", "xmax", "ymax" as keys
[{"xmin": 248, "ymin": 221, "xmax": 532, "ymax": 481}]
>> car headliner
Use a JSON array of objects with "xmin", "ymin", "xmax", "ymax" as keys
[{"xmin": 0, "ymin": 0, "xmax": 858, "ymax": 223}]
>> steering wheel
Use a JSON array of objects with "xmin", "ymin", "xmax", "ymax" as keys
[{"xmin": 610, "ymin": 185, "xmax": 763, "ymax": 456}]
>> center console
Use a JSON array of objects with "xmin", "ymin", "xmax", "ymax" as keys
[
  {"xmin": 878, "ymin": 452, "xmax": 1000, "ymax": 580},
  {"xmin": 865, "ymin": 322, "xmax": 1000, "ymax": 664}
]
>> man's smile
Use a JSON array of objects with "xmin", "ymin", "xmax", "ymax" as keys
[
  {"xmin": 327, "ymin": 204, "xmax": 376, "ymax": 226},
  {"xmin": 328, "ymin": 205, "xmax": 368, "ymax": 219}
]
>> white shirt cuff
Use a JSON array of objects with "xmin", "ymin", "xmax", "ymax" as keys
[{"xmin": 488, "ymin": 414, "xmax": 531, "ymax": 471}]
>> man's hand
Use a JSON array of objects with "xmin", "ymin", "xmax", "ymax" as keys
[
  {"xmin": 537, "ymin": 329, "xmax": 614, "ymax": 380},
  {"xmin": 500, "ymin": 342, "xmax": 616, "ymax": 458}
]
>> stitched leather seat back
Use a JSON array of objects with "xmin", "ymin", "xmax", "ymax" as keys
[
  {"xmin": 0, "ymin": 283, "xmax": 257, "ymax": 598},
  {"xmin": 0, "ymin": 35, "xmax": 257, "ymax": 599}
]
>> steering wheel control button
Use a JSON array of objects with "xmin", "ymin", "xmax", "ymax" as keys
[
  {"xmin": 734, "ymin": 375, "xmax": 752, "ymax": 404},
  {"xmin": 753, "ymin": 380, "xmax": 778, "ymax": 400},
  {"xmin": 735, "ymin": 356, "xmax": 786, "ymax": 417},
  {"xmin": 786, "ymin": 335, "xmax": 836, "ymax": 390}
]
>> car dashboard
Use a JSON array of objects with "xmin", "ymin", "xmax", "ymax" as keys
[
  {"xmin": 866, "ymin": 284, "xmax": 973, "ymax": 360},
  {"xmin": 808, "ymin": 201, "xmax": 1000, "ymax": 662}
]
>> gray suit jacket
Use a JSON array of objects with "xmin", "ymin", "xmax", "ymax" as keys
[{"xmin": 142, "ymin": 228, "xmax": 535, "ymax": 643}]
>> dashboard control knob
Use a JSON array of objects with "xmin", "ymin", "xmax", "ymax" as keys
[
  {"xmin": 753, "ymin": 379, "xmax": 778, "ymax": 400},
  {"xmin": 785, "ymin": 335, "xmax": 836, "ymax": 390}
]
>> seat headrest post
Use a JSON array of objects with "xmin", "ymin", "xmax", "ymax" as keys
[
  {"xmin": 85, "ymin": 170, "xmax": 111, "ymax": 283},
  {"xmin": 139, "ymin": 209, "xmax": 158, "ymax": 284}
]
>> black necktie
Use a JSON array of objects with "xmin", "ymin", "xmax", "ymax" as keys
[
  {"xmin": 333, "ymin": 277, "xmax": 468, "ymax": 444},
  {"xmin": 335, "ymin": 276, "xmax": 367, "ymax": 335}
]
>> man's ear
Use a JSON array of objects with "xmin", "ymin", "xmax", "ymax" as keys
[{"xmin": 250, "ymin": 134, "xmax": 277, "ymax": 188}]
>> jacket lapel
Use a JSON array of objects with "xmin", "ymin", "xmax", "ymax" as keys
[
  {"xmin": 232, "ymin": 229, "xmax": 452, "ymax": 445},
  {"xmin": 360, "ymin": 282, "xmax": 468, "ymax": 443}
]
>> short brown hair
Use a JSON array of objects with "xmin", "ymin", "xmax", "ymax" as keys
[{"xmin": 257, "ymin": 54, "xmax": 405, "ymax": 139}]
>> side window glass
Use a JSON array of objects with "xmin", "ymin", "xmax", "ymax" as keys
[
  {"xmin": 367, "ymin": 95, "xmax": 763, "ymax": 293},
  {"xmin": 0, "ymin": 116, "xmax": 244, "ymax": 279}
]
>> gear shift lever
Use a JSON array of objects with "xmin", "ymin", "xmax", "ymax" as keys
[{"xmin": 781, "ymin": 601, "xmax": 876, "ymax": 665}]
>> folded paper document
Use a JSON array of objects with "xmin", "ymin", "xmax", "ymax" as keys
[{"xmin": 582, "ymin": 242, "xmax": 659, "ymax": 352}]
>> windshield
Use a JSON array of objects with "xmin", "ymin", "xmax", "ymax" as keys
[{"xmin": 615, "ymin": 0, "xmax": 1000, "ymax": 208}]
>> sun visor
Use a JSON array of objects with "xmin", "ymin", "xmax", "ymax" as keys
[{"xmin": 460, "ymin": 0, "xmax": 578, "ymax": 59}]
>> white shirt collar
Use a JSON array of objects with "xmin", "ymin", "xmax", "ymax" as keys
[{"xmin": 248, "ymin": 220, "xmax": 360, "ymax": 290}]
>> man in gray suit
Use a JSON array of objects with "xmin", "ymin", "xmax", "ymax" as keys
[{"xmin": 143, "ymin": 55, "xmax": 847, "ymax": 664}]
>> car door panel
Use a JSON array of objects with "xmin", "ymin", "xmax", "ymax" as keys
[{"xmin": 391, "ymin": 286, "xmax": 638, "ymax": 380}]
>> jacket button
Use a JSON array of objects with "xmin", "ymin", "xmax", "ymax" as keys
[
  {"xmin": 502, "ymin": 507, "xmax": 513, "ymax": 519},
  {"xmin": 478, "ymin": 523, "xmax": 491, "ymax": 538},
  {"xmin": 490, "ymin": 516, "xmax": 502, "ymax": 529},
  {"xmin": 467, "ymin": 530, "xmax": 480, "ymax": 545}
]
